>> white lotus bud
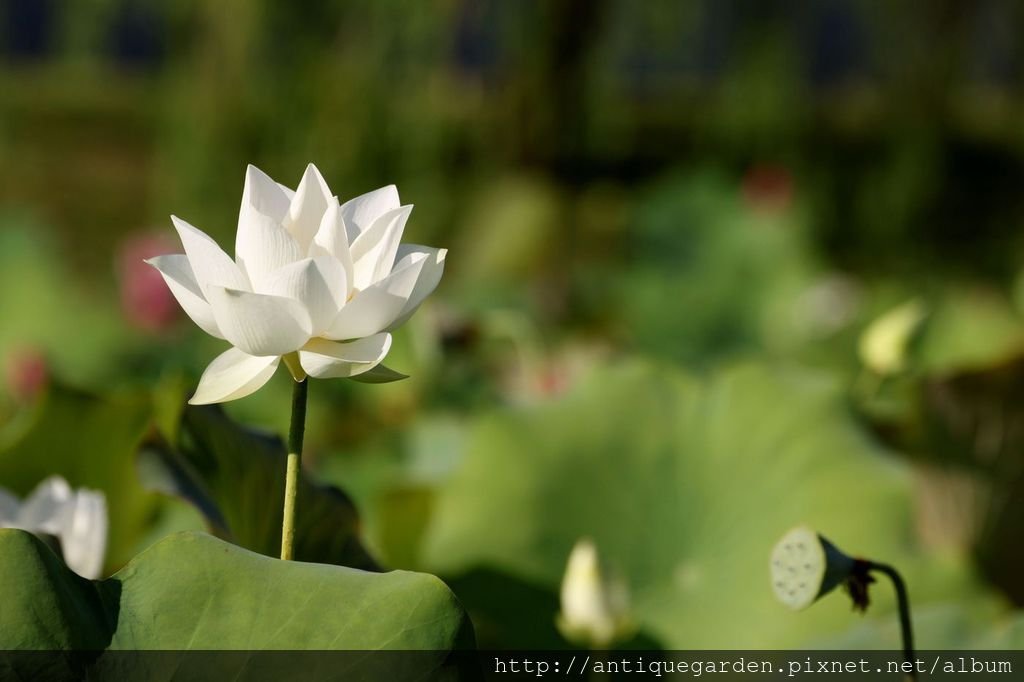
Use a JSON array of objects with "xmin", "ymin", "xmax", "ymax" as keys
[
  {"xmin": 556, "ymin": 538, "xmax": 633, "ymax": 648},
  {"xmin": 858, "ymin": 299, "xmax": 927, "ymax": 376},
  {"xmin": 0, "ymin": 476, "xmax": 108, "ymax": 579}
]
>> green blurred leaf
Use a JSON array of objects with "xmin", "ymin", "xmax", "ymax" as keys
[
  {"xmin": 0, "ymin": 224, "xmax": 128, "ymax": 388},
  {"xmin": 0, "ymin": 529, "xmax": 474, "ymax": 678},
  {"xmin": 421, "ymin": 360, "xmax": 983, "ymax": 648},
  {"xmin": 863, "ymin": 354, "xmax": 1024, "ymax": 604},
  {"xmin": 318, "ymin": 414, "xmax": 468, "ymax": 571},
  {"xmin": 140, "ymin": 405, "xmax": 378, "ymax": 570},
  {"xmin": 821, "ymin": 601, "xmax": 1024, "ymax": 650},
  {"xmin": 350, "ymin": 364, "xmax": 409, "ymax": 384},
  {"xmin": 916, "ymin": 289, "xmax": 1024, "ymax": 374},
  {"xmin": 613, "ymin": 172, "xmax": 818, "ymax": 366},
  {"xmin": 451, "ymin": 176, "xmax": 563, "ymax": 311}
]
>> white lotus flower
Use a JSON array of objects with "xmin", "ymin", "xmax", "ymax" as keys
[
  {"xmin": 148, "ymin": 164, "xmax": 446, "ymax": 404},
  {"xmin": 556, "ymin": 538, "xmax": 634, "ymax": 648},
  {"xmin": 0, "ymin": 476, "xmax": 108, "ymax": 579}
]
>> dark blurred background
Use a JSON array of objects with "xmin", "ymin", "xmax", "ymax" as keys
[{"xmin": 6, "ymin": 1, "xmax": 1024, "ymax": 283}]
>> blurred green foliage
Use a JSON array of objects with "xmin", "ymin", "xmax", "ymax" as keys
[
  {"xmin": 4, "ymin": 0, "xmax": 1024, "ymax": 651},
  {"xmin": 414, "ymin": 361, "xmax": 987, "ymax": 648}
]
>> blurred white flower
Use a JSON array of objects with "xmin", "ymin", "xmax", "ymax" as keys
[
  {"xmin": 556, "ymin": 538, "xmax": 633, "ymax": 648},
  {"xmin": 858, "ymin": 299, "xmax": 927, "ymax": 376},
  {"xmin": 0, "ymin": 476, "xmax": 108, "ymax": 579},
  {"xmin": 792, "ymin": 274, "xmax": 862, "ymax": 338},
  {"xmin": 148, "ymin": 164, "xmax": 446, "ymax": 404}
]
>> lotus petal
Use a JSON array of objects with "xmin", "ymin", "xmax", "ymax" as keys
[
  {"xmin": 339, "ymin": 185, "xmax": 400, "ymax": 241},
  {"xmin": 262, "ymin": 256, "xmax": 347, "ymax": 334},
  {"xmin": 171, "ymin": 216, "xmax": 249, "ymax": 296},
  {"xmin": 299, "ymin": 334, "xmax": 392, "ymax": 379},
  {"xmin": 207, "ymin": 287, "xmax": 312, "ymax": 356},
  {"xmin": 324, "ymin": 252, "xmax": 426, "ymax": 340},
  {"xmin": 387, "ymin": 246, "xmax": 447, "ymax": 330},
  {"xmin": 350, "ymin": 205, "xmax": 412, "ymax": 290},
  {"xmin": 190, "ymin": 347, "xmax": 281, "ymax": 405},
  {"xmin": 310, "ymin": 199, "xmax": 354, "ymax": 292},
  {"xmin": 145, "ymin": 255, "xmax": 224, "ymax": 338},
  {"xmin": 285, "ymin": 163, "xmax": 333, "ymax": 252}
]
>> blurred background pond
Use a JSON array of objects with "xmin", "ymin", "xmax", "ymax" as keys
[{"xmin": 4, "ymin": 0, "xmax": 1024, "ymax": 649}]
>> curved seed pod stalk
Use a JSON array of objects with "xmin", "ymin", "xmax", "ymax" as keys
[{"xmin": 770, "ymin": 526, "xmax": 917, "ymax": 680}]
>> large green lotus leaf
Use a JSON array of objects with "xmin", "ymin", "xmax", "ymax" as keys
[
  {"xmin": 422, "ymin": 360, "xmax": 981, "ymax": 648},
  {"xmin": 0, "ymin": 383, "xmax": 156, "ymax": 570},
  {"xmin": 0, "ymin": 529, "xmax": 474, "ymax": 679},
  {"xmin": 317, "ymin": 414, "xmax": 469, "ymax": 570},
  {"xmin": 916, "ymin": 289, "xmax": 1024, "ymax": 374},
  {"xmin": 820, "ymin": 601, "xmax": 1024, "ymax": 649},
  {"xmin": 139, "ymin": 404, "xmax": 378, "ymax": 570}
]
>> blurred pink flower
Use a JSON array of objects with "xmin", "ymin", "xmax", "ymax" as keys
[
  {"xmin": 6, "ymin": 347, "xmax": 48, "ymax": 402},
  {"xmin": 500, "ymin": 342, "xmax": 607, "ymax": 404},
  {"xmin": 741, "ymin": 163, "xmax": 794, "ymax": 213},
  {"xmin": 537, "ymin": 365, "xmax": 569, "ymax": 397},
  {"xmin": 117, "ymin": 232, "xmax": 181, "ymax": 333}
]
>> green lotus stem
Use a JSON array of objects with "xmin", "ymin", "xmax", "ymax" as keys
[
  {"xmin": 280, "ymin": 378, "xmax": 308, "ymax": 561},
  {"xmin": 867, "ymin": 561, "xmax": 916, "ymax": 680}
]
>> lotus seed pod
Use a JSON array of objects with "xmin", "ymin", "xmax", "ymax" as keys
[{"xmin": 770, "ymin": 526, "xmax": 856, "ymax": 611}]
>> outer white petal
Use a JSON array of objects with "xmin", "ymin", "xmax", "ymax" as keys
[
  {"xmin": 207, "ymin": 286, "xmax": 312, "ymax": 356},
  {"xmin": 189, "ymin": 347, "xmax": 281, "ymax": 405},
  {"xmin": 311, "ymin": 199, "xmax": 355, "ymax": 292},
  {"xmin": 261, "ymin": 257, "xmax": 347, "ymax": 335},
  {"xmin": 339, "ymin": 185, "xmax": 400, "ymax": 240},
  {"xmin": 277, "ymin": 183, "xmax": 296, "ymax": 202},
  {"xmin": 60, "ymin": 489, "xmax": 107, "ymax": 579},
  {"xmin": 171, "ymin": 216, "xmax": 249, "ymax": 296},
  {"xmin": 235, "ymin": 208, "xmax": 303, "ymax": 291},
  {"xmin": 387, "ymin": 246, "xmax": 447, "ymax": 330},
  {"xmin": 240, "ymin": 164, "xmax": 291, "ymax": 223},
  {"xmin": 0, "ymin": 487, "xmax": 19, "ymax": 525},
  {"xmin": 17, "ymin": 476, "xmax": 72, "ymax": 534},
  {"xmin": 285, "ymin": 164, "xmax": 332, "ymax": 252},
  {"xmin": 324, "ymin": 252, "xmax": 427, "ymax": 340},
  {"xmin": 299, "ymin": 334, "xmax": 392, "ymax": 379},
  {"xmin": 145, "ymin": 254, "xmax": 225, "ymax": 339},
  {"xmin": 349, "ymin": 205, "xmax": 412, "ymax": 290}
]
